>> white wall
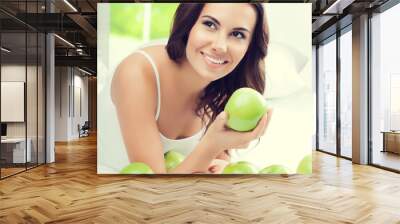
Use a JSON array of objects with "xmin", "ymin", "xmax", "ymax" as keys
[
  {"xmin": 72, "ymin": 72, "xmax": 89, "ymax": 138},
  {"xmin": 1, "ymin": 65, "xmax": 35, "ymax": 138},
  {"xmin": 1, "ymin": 66, "xmax": 26, "ymax": 130},
  {"xmin": 55, "ymin": 67, "xmax": 89, "ymax": 141},
  {"xmin": 1, "ymin": 64, "xmax": 46, "ymax": 163},
  {"xmin": 55, "ymin": 66, "xmax": 67, "ymax": 141}
]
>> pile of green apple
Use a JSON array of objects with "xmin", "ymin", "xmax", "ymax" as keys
[
  {"xmin": 222, "ymin": 161, "xmax": 291, "ymax": 174},
  {"xmin": 296, "ymin": 154, "xmax": 312, "ymax": 174},
  {"xmin": 259, "ymin": 164, "xmax": 288, "ymax": 174},
  {"xmin": 224, "ymin": 87, "xmax": 268, "ymax": 132},
  {"xmin": 164, "ymin": 150, "xmax": 185, "ymax": 171},
  {"xmin": 119, "ymin": 150, "xmax": 186, "ymax": 174},
  {"xmin": 120, "ymin": 162, "xmax": 154, "ymax": 174},
  {"xmin": 222, "ymin": 161, "xmax": 258, "ymax": 174}
]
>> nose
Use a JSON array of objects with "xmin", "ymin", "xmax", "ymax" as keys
[{"xmin": 211, "ymin": 33, "xmax": 228, "ymax": 54}]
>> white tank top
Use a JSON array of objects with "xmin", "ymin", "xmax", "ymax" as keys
[{"xmin": 134, "ymin": 49, "xmax": 206, "ymax": 156}]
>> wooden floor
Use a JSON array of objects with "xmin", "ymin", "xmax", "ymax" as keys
[
  {"xmin": 0, "ymin": 167, "xmax": 25, "ymax": 178},
  {"xmin": 373, "ymin": 150, "xmax": 400, "ymax": 171},
  {"xmin": 1, "ymin": 135, "xmax": 400, "ymax": 223},
  {"xmin": 1, "ymin": 163, "xmax": 44, "ymax": 178}
]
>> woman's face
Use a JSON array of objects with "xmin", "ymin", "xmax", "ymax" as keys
[{"xmin": 185, "ymin": 3, "xmax": 257, "ymax": 82}]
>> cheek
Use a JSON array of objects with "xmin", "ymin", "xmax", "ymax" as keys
[
  {"xmin": 229, "ymin": 44, "xmax": 249, "ymax": 68},
  {"xmin": 187, "ymin": 27, "xmax": 208, "ymax": 51}
]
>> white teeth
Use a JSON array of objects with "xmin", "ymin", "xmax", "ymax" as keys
[{"xmin": 205, "ymin": 55, "xmax": 225, "ymax": 65}]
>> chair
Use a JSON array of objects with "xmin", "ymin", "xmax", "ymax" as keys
[{"xmin": 79, "ymin": 121, "xmax": 90, "ymax": 138}]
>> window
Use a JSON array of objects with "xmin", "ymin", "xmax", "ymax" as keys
[
  {"xmin": 371, "ymin": 2, "xmax": 400, "ymax": 171},
  {"xmin": 339, "ymin": 28, "xmax": 352, "ymax": 158},
  {"xmin": 317, "ymin": 36, "xmax": 337, "ymax": 154},
  {"xmin": 0, "ymin": 1, "xmax": 47, "ymax": 179},
  {"xmin": 390, "ymin": 74, "xmax": 400, "ymax": 130}
]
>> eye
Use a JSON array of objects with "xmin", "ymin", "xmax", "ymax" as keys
[
  {"xmin": 232, "ymin": 31, "xmax": 246, "ymax": 39},
  {"xmin": 202, "ymin": 20, "xmax": 217, "ymax": 30}
]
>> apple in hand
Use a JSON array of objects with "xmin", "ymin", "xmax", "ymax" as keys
[
  {"xmin": 120, "ymin": 162, "xmax": 154, "ymax": 174},
  {"xmin": 222, "ymin": 161, "xmax": 258, "ymax": 174},
  {"xmin": 297, "ymin": 154, "xmax": 312, "ymax": 174},
  {"xmin": 224, "ymin": 88, "xmax": 268, "ymax": 132},
  {"xmin": 259, "ymin": 164, "xmax": 288, "ymax": 174},
  {"xmin": 164, "ymin": 150, "xmax": 185, "ymax": 171}
]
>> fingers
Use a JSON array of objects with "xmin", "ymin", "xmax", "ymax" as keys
[
  {"xmin": 216, "ymin": 111, "xmax": 229, "ymax": 130},
  {"xmin": 208, "ymin": 159, "xmax": 230, "ymax": 174},
  {"xmin": 208, "ymin": 165, "xmax": 219, "ymax": 173},
  {"xmin": 247, "ymin": 113, "xmax": 268, "ymax": 138},
  {"xmin": 210, "ymin": 109, "xmax": 272, "ymax": 151},
  {"xmin": 243, "ymin": 108, "xmax": 272, "ymax": 140},
  {"xmin": 261, "ymin": 108, "xmax": 273, "ymax": 136},
  {"xmin": 217, "ymin": 111, "xmax": 227, "ymax": 121},
  {"xmin": 215, "ymin": 111, "xmax": 228, "ymax": 124}
]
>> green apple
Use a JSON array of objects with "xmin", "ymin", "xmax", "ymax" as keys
[
  {"xmin": 164, "ymin": 150, "xmax": 185, "ymax": 171},
  {"xmin": 120, "ymin": 162, "xmax": 154, "ymax": 174},
  {"xmin": 297, "ymin": 154, "xmax": 312, "ymax": 174},
  {"xmin": 222, "ymin": 161, "xmax": 258, "ymax": 174},
  {"xmin": 259, "ymin": 164, "xmax": 288, "ymax": 174},
  {"xmin": 224, "ymin": 88, "xmax": 268, "ymax": 132}
]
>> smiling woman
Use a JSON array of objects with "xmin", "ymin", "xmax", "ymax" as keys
[{"xmin": 110, "ymin": 3, "xmax": 272, "ymax": 174}]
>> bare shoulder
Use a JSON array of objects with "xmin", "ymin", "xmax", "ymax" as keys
[
  {"xmin": 140, "ymin": 44, "xmax": 173, "ymax": 67},
  {"xmin": 111, "ymin": 45, "xmax": 176, "ymax": 106},
  {"xmin": 111, "ymin": 50, "xmax": 157, "ymax": 106}
]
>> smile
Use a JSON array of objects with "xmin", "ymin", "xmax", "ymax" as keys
[{"xmin": 201, "ymin": 52, "xmax": 228, "ymax": 66}]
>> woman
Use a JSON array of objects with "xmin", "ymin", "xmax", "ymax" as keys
[{"xmin": 111, "ymin": 3, "xmax": 272, "ymax": 174}]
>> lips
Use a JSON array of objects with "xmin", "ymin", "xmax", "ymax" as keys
[{"xmin": 201, "ymin": 51, "xmax": 228, "ymax": 68}]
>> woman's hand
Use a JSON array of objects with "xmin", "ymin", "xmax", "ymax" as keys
[
  {"xmin": 208, "ymin": 159, "xmax": 230, "ymax": 174},
  {"xmin": 202, "ymin": 109, "xmax": 273, "ymax": 155},
  {"xmin": 207, "ymin": 150, "xmax": 231, "ymax": 173}
]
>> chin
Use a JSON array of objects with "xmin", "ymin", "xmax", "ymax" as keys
[
  {"xmin": 196, "ymin": 64, "xmax": 231, "ymax": 82},
  {"xmin": 198, "ymin": 70, "xmax": 227, "ymax": 82}
]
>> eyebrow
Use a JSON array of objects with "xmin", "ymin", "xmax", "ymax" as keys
[{"xmin": 201, "ymin": 15, "xmax": 250, "ymax": 33}]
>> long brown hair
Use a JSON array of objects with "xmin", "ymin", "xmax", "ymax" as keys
[{"xmin": 166, "ymin": 3, "xmax": 269, "ymax": 130}]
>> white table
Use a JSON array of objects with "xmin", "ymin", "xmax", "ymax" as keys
[{"xmin": 1, "ymin": 138, "xmax": 31, "ymax": 163}]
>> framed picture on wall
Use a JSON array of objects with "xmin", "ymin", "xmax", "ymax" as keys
[{"xmin": 1, "ymin": 81, "xmax": 25, "ymax": 122}]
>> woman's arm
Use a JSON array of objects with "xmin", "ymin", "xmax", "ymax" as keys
[
  {"xmin": 168, "ymin": 110, "xmax": 272, "ymax": 174},
  {"xmin": 111, "ymin": 54, "xmax": 167, "ymax": 173},
  {"xmin": 208, "ymin": 150, "xmax": 231, "ymax": 173},
  {"xmin": 112, "ymin": 55, "xmax": 232, "ymax": 174},
  {"xmin": 168, "ymin": 139, "xmax": 219, "ymax": 174}
]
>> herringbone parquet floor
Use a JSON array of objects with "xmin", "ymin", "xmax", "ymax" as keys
[{"xmin": 1, "ymin": 134, "xmax": 400, "ymax": 223}]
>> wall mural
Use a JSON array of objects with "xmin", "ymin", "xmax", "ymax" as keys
[{"xmin": 97, "ymin": 3, "xmax": 313, "ymax": 175}]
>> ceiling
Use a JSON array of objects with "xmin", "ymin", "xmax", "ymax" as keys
[
  {"xmin": 0, "ymin": 0, "xmax": 394, "ymax": 75},
  {"xmin": 311, "ymin": 0, "xmax": 390, "ymax": 43},
  {"xmin": 1, "ymin": 0, "xmax": 98, "ymax": 74}
]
